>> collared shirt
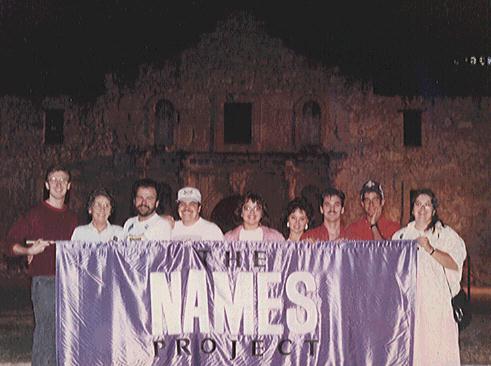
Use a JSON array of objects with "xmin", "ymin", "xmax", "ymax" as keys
[
  {"xmin": 71, "ymin": 222, "xmax": 123, "ymax": 242},
  {"xmin": 123, "ymin": 212, "xmax": 171, "ymax": 241},
  {"xmin": 345, "ymin": 216, "xmax": 400, "ymax": 240},
  {"xmin": 171, "ymin": 217, "xmax": 224, "ymax": 241},
  {"xmin": 301, "ymin": 223, "xmax": 347, "ymax": 241}
]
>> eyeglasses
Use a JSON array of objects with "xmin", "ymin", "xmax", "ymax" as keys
[
  {"xmin": 92, "ymin": 202, "xmax": 111, "ymax": 211},
  {"xmin": 48, "ymin": 176, "xmax": 69, "ymax": 185},
  {"xmin": 243, "ymin": 205, "xmax": 262, "ymax": 213},
  {"xmin": 414, "ymin": 201, "xmax": 433, "ymax": 210}
]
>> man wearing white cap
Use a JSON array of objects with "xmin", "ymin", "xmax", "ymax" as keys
[{"xmin": 171, "ymin": 186, "xmax": 224, "ymax": 241}]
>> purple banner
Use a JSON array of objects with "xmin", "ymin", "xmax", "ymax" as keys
[{"xmin": 56, "ymin": 240, "xmax": 416, "ymax": 365}]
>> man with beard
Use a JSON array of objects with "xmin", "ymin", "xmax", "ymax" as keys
[
  {"xmin": 123, "ymin": 178, "xmax": 171, "ymax": 240},
  {"xmin": 171, "ymin": 186, "xmax": 224, "ymax": 241},
  {"xmin": 4, "ymin": 165, "xmax": 78, "ymax": 365},
  {"xmin": 301, "ymin": 187, "xmax": 347, "ymax": 241},
  {"xmin": 345, "ymin": 180, "xmax": 399, "ymax": 240}
]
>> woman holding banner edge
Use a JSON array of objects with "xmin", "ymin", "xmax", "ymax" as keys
[{"xmin": 393, "ymin": 189, "xmax": 466, "ymax": 366}]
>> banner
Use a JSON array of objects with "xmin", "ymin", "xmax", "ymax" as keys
[{"xmin": 56, "ymin": 240, "xmax": 416, "ymax": 365}]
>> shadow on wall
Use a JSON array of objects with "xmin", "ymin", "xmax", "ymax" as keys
[{"xmin": 211, "ymin": 195, "xmax": 242, "ymax": 233}]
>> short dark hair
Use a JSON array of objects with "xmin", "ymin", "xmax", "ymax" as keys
[
  {"xmin": 132, "ymin": 178, "xmax": 160, "ymax": 201},
  {"xmin": 235, "ymin": 191, "xmax": 270, "ymax": 226},
  {"xmin": 86, "ymin": 188, "xmax": 115, "ymax": 214},
  {"xmin": 320, "ymin": 187, "xmax": 346, "ymax": 207},
  {"xmin": 409, "ymin": 188, "xmax": 444, "ymax": 232},
  {"xmin": 45, "ymin": 164, "xmax": 71, "ymax": 182}
]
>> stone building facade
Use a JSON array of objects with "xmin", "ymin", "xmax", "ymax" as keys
[{"xmin": 1, "ymin": 14, "xmax": 490, "ymax": 284}]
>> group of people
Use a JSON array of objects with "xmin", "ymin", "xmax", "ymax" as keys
[
  {"xmin": 3, "ymin": 164, "xmax": 467, "ymax": 365},
  {"xmin": 284, "ymin": 182, "xmax": 400, "ymax": 242}
]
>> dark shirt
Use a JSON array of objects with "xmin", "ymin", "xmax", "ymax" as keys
[{"xmin": 6, "ymin": 201, "xmax": 78, "ymax": 276}]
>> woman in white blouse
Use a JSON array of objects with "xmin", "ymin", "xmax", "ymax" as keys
[
  {"xmin": 71, "ymin": 188, "xmax": 123, "ymax": 242},
  {"xmin": 393, "ymin": 189, "xmax": 466, "ymax": 366}
]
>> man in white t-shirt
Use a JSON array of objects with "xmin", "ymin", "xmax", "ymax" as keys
[
  {"xmin": 171, "ymin": 187, "xmax": 224, "ymax": 241},
  {"xmin": 123, "ymin": 178, "xmax": 171, "ymax": 241}
]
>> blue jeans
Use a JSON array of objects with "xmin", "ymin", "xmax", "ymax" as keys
[{"xmin": 31, "ymin": 276, "xmax": 56, "ymax": 366}]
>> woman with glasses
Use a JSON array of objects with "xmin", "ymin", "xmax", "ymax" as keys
[
  {"xmin": 71, "ymin": 188, "xmax": 123, "ymax": 242},
  {"xmin": 224, "ymin": 192, "xmax": 284, "ymax": 241},
  {"xmin": 393, "ymin": 189, "xmax": 466, "ymax": 366}
]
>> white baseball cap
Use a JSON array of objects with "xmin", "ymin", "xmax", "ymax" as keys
[
  {"xmin": 177, "ymin": 187, "xmax": 201, "ymax": 203},
  {"xmin": 360, "ymin": 180, "xmax": 384, "ymax": 200}
]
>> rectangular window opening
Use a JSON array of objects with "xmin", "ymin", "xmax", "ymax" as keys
[
  {"xmin": 44, "ymin": 109, "xmax": 64, "ymax": 145},
  {"xmin": 224, "ymin": 102, "xmax": 252, "ymax": 145},
  {"xmin": 403, "ymin": 110, "xmax": 422, "ymax": 147}
]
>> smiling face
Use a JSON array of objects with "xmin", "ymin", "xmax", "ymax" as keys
[
  {"xmin": 178, "ymin": 200, "xmax": 201, "ymax": 226},
  {"xmin": 288, "ymin": 208, "xmax": 309, "ymax": 237},
  {"xmin": 361, "ymin": 191, "xmax": 384, "ymax": 218},
  {"xmin": 412, "ymin": 193, "xmax": 434, "ymax": 229},
  {"xmin": 89, "ymin": 195, "xmax": 112, "ymax": 226},
  {"xmin": 134, "ymin": 186, "xmax": 159, "ymax": 219},
  {"xmin": 241, "ymin": 199, "xmax": 263, "ymax": 230},
  {"xmin": 45, "ymin": 170, "xmax": 71, "ymax": 202},
  {"xmin": 320, "ymin": 195, "xmax": 344, "ymax": 224}
]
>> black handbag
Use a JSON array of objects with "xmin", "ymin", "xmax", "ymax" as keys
[
  {"xmin": 451, "ymin": 288, "xmax": 472, "ymax": 330},
  {"xmin": 444, "ymin": 268, "xmax": 472, "ymax": 331}
]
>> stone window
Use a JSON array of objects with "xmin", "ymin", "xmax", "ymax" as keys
[
  {"xmin": 224, "ymin": 102, "xmax": 252, "ymax": 144},
  {"xmin": 44, "ymin": 109, "xmax": 64, "ymax": 145},
  {"xmin": 155, "ymin": 99, "xmax": 177, "ymax": 147},
  {"xmin": 403, "ymin": 110, "xmax": 422, "ymax": 147},
  {"xmin": 299, "ymin": 100, "xmax": 321, "ymax": 147}
]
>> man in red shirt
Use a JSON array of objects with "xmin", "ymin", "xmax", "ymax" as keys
[
  {"xmin": 345, "ymin": 180, "xmax": 399, "ymax": 240},
  {"xmin": 5, "ymin": 165, "xmax": 78, "ymax": 366},
  {"xmin": 301, "ymin": 187, "xmax": 347, "ymax": 241}
]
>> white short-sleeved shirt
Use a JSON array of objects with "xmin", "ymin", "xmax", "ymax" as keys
[
  {"xmin": 171, "ymin": 217, "xmax": 224, "ymax": 241},
  {"xmin": 123, "ymin": 213, "xmax": 171, "ymax": 241},
  {"xmin": 71, "ymin": 222, "xmax": 123, "ymax": 242}
]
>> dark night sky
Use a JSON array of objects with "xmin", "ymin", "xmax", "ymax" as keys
[{"xmin": 0, "ymin": 0, "xmax": 488, "ymax": 97}]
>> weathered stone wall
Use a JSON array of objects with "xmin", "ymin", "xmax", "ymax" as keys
[
  {"xmin": 0, "ymin": 14, "xmax": 490, "ymax": 284},
  {"xmin": 334, "ymin": 95, "xmax": 491, "ymax": 284}
]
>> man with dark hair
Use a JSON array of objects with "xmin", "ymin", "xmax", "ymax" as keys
[
  {"xmin": 4, "ymin": 164, "xmax": 78, "ymax": 365},
  {"xmin": 123, "ymin": 178, "xmax": 171, "ymax": 240},
  {"xmin": 301, "ymin": 187, "xmax": 347, "ymax": 241},
  {"xmin": 171, "ymin": 186, "xmax": 223, "ymax": 240},
  {"xmin": 345, "ymin": 180, "xmax": 399, "ymax": 240}
]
